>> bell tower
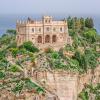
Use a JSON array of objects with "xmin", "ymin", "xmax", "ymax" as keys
[{"xmin": 42, "ymin": 16, "xmax": 52, "ymax": 24}]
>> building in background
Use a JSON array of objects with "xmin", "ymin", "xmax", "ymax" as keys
[{"xmin": 16, "ymin": 16, "xmax": 72, "ymax": 50}]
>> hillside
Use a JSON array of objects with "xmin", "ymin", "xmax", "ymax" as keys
[{"xmin": 0, "ymin": 17, "xmax": 100, "ymax": 100}]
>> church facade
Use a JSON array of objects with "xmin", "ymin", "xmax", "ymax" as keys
[{"xmin": 16, "ymin": 16, "xmax": 71, "ymax": 50}]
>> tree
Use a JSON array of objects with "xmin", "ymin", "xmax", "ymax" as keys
[
  {"xmin": 73, "ymin": 50, "xmax": 89, "ymax": 72},
  {"xmin": 80, "ymin": 17, "xmax": 85, "ymax": 30},
  {"xmin": 85, "ymin": 18, "xmax": 94, "ymax": 28},
  {"xmin": 83, "ymin": 29, "xmax": 97, "ymax": 43},
  {"xmin": 75, "ymin": 18, "xmax": 81, "ymax": 31},
  {"xmin": 67, "ymin": 16, "xmax": 73, "ymax": 29},
  {"xmin": 6, "ymin": 29, "xmax": 16, "ymax": 35},
  {"xmin": 72, "ymin": 34, "xmax": 80, "ymax": 48}
]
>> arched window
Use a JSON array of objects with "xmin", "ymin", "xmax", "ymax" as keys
[
  {"xmin": 45, "ymin": 35, "xmax": 50, "ymax": 43},
  {"xmin": 37, "ymin": 36, "xmax": 42, "ymax": 43},
  {"xmin": 52, "ymin": 35, "xmax": 57, "ymax": 43}
]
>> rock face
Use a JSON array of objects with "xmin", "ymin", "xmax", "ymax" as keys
[
  {"xmin": 31, "ymin": 54, "xmax": 100, "ymax": 100},
  {"xmin": 32, "ymin": 65, "xmax": 100, "ymax": 100},
  {"xmin": 78, "ymin": 65, "xmax": 100, "ymax": 94},
  {"xmin": 0, "ymin": 66, "xmax": 100, "ymax": 100},
  {"xmin": 33, "ymin": 71, "xmax": 78, "ymax": 100},
  {"xmin": 2, "ymin": 53, "xmax": 100, "ymax": 100}
]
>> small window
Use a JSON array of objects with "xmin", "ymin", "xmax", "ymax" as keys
[
  {"xmin": 60, "ymin": 27, "xmax": 63, "ymax": 32},
  {"xmin": 47, "ymin": 27, "xmax": 50, "ymax": 31},
  {"xmin": 32, "ymin": 28, "xmax": 34, "ymax": 32},
  {"xmin": 45, "ymin": 35, "xmax": 50, "ymax": 43},
  {"xmin": 45, "ymin": 20, "xmax": 47, "ymax": 23},
  {"xmin": 37, "ymin": 36, "xmax": 42, "ymax": 43},
  {"xmin": 18, "ymin": 28, "xmax": 19, "ymax": 32},
  {"xmin": 39, "ymin": 28, "xmax": 41, "ymax": 32}
]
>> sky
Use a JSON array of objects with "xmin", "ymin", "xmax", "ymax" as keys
[{"xmin": 0, "ymin": 0, "xmax": 100, "ymax": 16}]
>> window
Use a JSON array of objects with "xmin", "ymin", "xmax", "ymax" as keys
[
  {"xmin": 45, "ymin": 35, "xmax": 50, "ymax": 43},
  {"xmin": 39, "ymin": 28, "xmax": 41, "ymax": 32},
  {"xmin": 52, "ymin": 35, "xmax": 57, "ymax": 43},
  {"xmin": 37, "ymin": 36, "xmax": 42, "ymax": 43},
  {"xmin": 45, "ymin": 20, "xmax": 47, "ymax": 23},
  {"xmin": 60, "ymin": 27, "xmax": 63, "ymax": 32},
  {"xmin": 46, "ymin": 27, "xmax": 50, "ymax": 31},
  {"xmin": 32, "ymin": 28, "xmax": 34, "ymax": 32},
  {"xmin": 17, "ymin": 28, "xmax": 19, "ymax": 32}
]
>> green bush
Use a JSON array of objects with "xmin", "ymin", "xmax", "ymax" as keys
[
  {"xmin": 51, "ymin": 52, "xmax": 59, "ymax": 59},
  {"xmin": 22, "ymin": 41, "xmax": 39, "ymax": 53},
  {"xmin": 8, "ymin": 65, "xmax": 20, "ymax": 72},
  {"xmin": 12, "ymin": 81, "xmax": 23, "ymax": 94},
  {"xmin": 65, "ymin": 44, "xmax": 74, "ymax": 52},
  {"xmin": 6, "ymin": 29, "xmax": 16, "ymax": 35},
  {"xmin": 7, "ymin": 42, "xmax": 17, "ymax": 49},
  {"xmin": 10, "ymin": 48, "xmax": 19, "ymax": 57},
  {"xmin": 79, "ymin": 83, "xmax": 100, "ymax": 100},
  {"xmin": 0, "ymin": 71, "xmax": 5, "ymax": 79}
]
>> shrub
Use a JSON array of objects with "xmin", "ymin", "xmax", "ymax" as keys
[
  {"xmin": 9, "ymin": 65, "xmax": 20, "ymax": 72},
  {"xmin": 83, "ymin": 29, "xmax": 97, "ymax": 43},
  {"xmin": 10, "ymin": 48, "xmax": 19, "ymax": 57},
  {"xmin": 65, "ymin": 44, "xmax": 74, "ymax": 52},
  {"xmin": 7, "ymin": 42, "xmax": 17, "ymax": 49},
  {"xmin": 22, "ymin": 41, "xmax": 39, "ymax": 53},
  {"xmin": 0, "ymin": 71, "xmax": 5, "ymax": 79},
  {"xmin": 51, "ymin": 52, "xmax": 59, "ymax": 59}
]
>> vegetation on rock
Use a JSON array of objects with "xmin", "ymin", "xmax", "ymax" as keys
[
  {"xmin": 79, "ymin": 83, "xmax": 100, "ymax": 100},
  {"xmin": 0, "ymin": 17, "xmax": 100, "ymax": 99}
]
